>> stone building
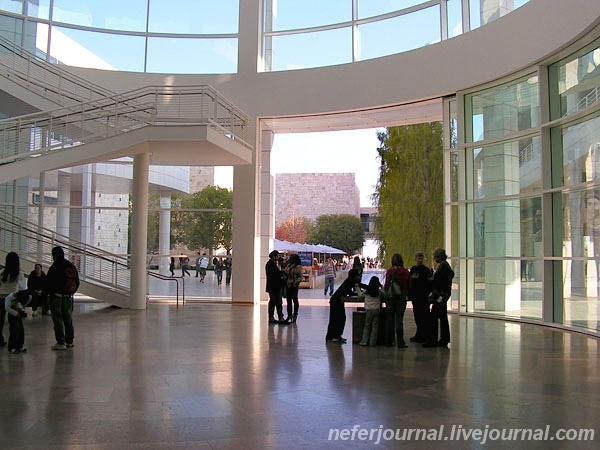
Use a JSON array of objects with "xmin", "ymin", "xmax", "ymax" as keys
[{"xmin": 274, "ymin": 173, "xmax": 360, "ymax": 225}]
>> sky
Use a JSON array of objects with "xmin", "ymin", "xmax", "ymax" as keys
[{"xmin": 271, "ymin": 128, "xmax": 383, "ymax": 207}]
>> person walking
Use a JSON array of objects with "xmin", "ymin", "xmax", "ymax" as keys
[
  {"xmin": 169, "ymin": 257, "xmax": 175, "ymax": 277},
  {"xmin": 197, "ymin": 253, "xmax": 209, "ymax": 282},
  {"xmin": 5, "ymin": 290, "xmax": 29, "ymax": 354},
  {"xmin": 180, "ymin": 256, "xmax": 190, "ymax": 277},
  {"xmin": 285, "ymin": 254, "xmax": 303, "ymax": 323},
  {"xmin": 0, "ymin": 252, "xmax": 26, "ymax": 348},
  {"xmin": 28, "ymin": 263, "xmax": 49, "ymax": 316},
  {"xmin": 423, "ymin": 248, "xmax": 454, "ymax": 348},
  {"xmin": 224, "ymin": 257, "xmax": 232, "ymax": 285},
  {"xmin": 409, "ymin": 252, "xmax": 433, "ymax": 343},
  {"xmin": 265, "ymin": 250, "xmax": 288, "ymax": 324},
  {"xmin": 383, "ymin": 253, "xmax": 410, "ymax": 348},
  {"xmin": 46, "ymin": 246, "xmax": 79, "ymax": 351},
  {"xmin": 322, "ymin": 257, "xmax": 336, "ymax": 296}
]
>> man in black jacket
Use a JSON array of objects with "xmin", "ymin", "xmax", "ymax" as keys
[
  {"xmin": 423, "ymin": 248, "xmax": 454, "ymax": 348},
  {"xmin": 409, "ymin": 252, "xmax": 433, "ymax": 343},
  {"xmin": 46, "ymin": 246, "xmax": 80, "ymax": 351},
  {"xmin": 265, "ymin": 250, "xmax": 287, "ymax": 324}
]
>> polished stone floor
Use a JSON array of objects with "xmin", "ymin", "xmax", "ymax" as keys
[{"xmin": 0, "ymin": 300, "xmax": 599, "ymax": 449}]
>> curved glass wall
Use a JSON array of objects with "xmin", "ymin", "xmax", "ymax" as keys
[
  {"xmin": 452, "ymin": 38, "xmax": 600, "ymax": 333},
  {"xmin": 1, "ymin": 1, "xmax": 530, "ymax": 74}
]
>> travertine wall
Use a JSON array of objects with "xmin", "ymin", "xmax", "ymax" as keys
[{"xmin": 275, "ymin": 173, "xmax": 360, "ymax": 225}]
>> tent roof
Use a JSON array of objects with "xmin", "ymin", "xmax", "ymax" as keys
[{"xmin": 273, "ymin": 239, "xmax": 345, "ymax": 254}]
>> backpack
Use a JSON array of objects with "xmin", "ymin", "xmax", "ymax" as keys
[{"xmin": 63, "ymin": 264, "xmax": 78, "ymax": 295}]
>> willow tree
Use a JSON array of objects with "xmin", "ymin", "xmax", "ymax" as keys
[{"xmin": 374, "ymin": 123, "xmax": 444, "ymax": 266}]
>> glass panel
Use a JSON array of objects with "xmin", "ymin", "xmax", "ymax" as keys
[
  {"xmin": 449, "ymin": 99, "xmax": 457, "ymax": 148},
  {"xmin": 468, "ymin": 198, "xmax": 540, "ymax": 259},
  {"xmin": 450, "ymin": 204, "xmax": 459, "ymax": 258},
  {"xmin": 447, "ymin": 0, "xmax": 463, "ymax": 38},
  {"xmin": 558, "ymin": 115, "xmax": 600, "ymax": 187},
  {"xmin": 468, "ymin": 75, "xmax": 539, "ymax": 142},
  {"xmin": 450, "ymin": 151, "xmax": 459, "ymax": 202},
  {"xmin": 0, "ymin": 0, "xmax": 23, "ymax": 14},
  {"xmin": 357, "ymin": 6, "xmax": 440, "ymax": 61},
  {"xmin": 270, "ymin": 27, "xmax": 351, "ymax": 71},
  {"xmin": 472, "ymin": 257, "xmax": 542, "ymax": 319},
  {"xmin": 0, "ymin": 13, "xmax": 22, "ymax": 43},
  {"xmin": 358, "ymin": 0, "xmax": 427, "ymax": 19},
  {"xmin": 149, "ymin": 0, "xmax": 238, "ymax": 34},
  {"xmin": 50, "ymin": 27, "xmax": 145, "ymax": 72},
  {"xmin": 469, "ymin": 0, "xmax": 481, "ymax": 30},
  {"xmin": 552, "ymin": 44, "xmax": 600, "ymax": 119},
  {"xmin": 27, "ymin": 0, "xmax": 49, "ymax": 19},
  {"xmin": 270, "ymin": 0, "xmax": 349, "ymax": 31},
  {"xmin": 53, "ymin": 0, "xmax": 147, "ymax": 32},
  {"xmin": 471, "ymin": 136, "xmax": 541, "ymax": 199},
  {"xmin": 147, "ymin": 37, "xmax": 237, "ymax": 74}
]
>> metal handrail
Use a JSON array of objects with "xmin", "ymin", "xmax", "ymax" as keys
[
  {"xmin": 0, "ymin": 209, "xmax": 130, "ymax": 294},
  {"xmin": 147, "ymin": 271, "xmax": 186, "ymax": 308},
  {"xmin": 0, "ymin": 36, "xmax": 253, "ymax": 167}
]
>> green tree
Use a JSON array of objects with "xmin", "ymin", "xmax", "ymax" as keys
[
  {"xmin": 374, "ymin": 123, "xmax": 444, "ymax": 265},
  {"xmin": 171, "ymin": 186, "xmax": 233, "ymax": 253},
  {"xmin": 313, "ymin": 214, "xmax": 364, "ymax": 255}
]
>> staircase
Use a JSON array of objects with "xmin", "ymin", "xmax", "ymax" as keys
[
  {"xmin": 0, "ymin": 36, "xmax": 254, "ymax": 307},
  {"xmin": 0, "ymin": 209, "xmax": 131, "ymax": 307}
]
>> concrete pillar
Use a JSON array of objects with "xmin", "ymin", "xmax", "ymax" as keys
[
  {"xmin": 159, "ymin": 191, "xmax": 171, "ymax": 275},
  {"xmin": 259, "ymin": 129, "xmax": 275, "ymax": 302},
  {"xmin": 37, "ymin": 171, "xmax": 45, "ymax": 263},
  {"xmin": 130, "ymin": 153, "xmax": 149, "ymax": 310}
]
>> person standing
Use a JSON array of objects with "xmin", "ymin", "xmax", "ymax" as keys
[
  {"xmin": 325, "ymin": 269, "xmax": 360, "ymax": 343},
  {"xmin": 28, "ymin": 263, "xmax": 48, "ymax": 316},
  {"xmin": 5, "ymin": 290, "xmax": 29, "ymax": 354},
  {"xmin": 322, "ymin": 257, "xmax": 336, "ymax": 296},
  {"xmin": 383, "ymin": 253, "xmax": 410, "ymax": 348},
  {"xmin": 423, "ymin": 248, "xmax": 454, "ymax": 348},
  {"xmin": 0, "ymin": 252, "xmax": 26, "ymax": 348},
  {"xmin": 285, "ymin": 254, "xmax": 303, "ymax": 323},
  {"xmin": 46, "ymin": 246, "xmax": 79, "ymax": 351},
  {"xmin": 265, "ymin": 250, "xmax": 287, "ymax": 324},
  {"xmin": 169, "ymin": 257, "xmax": 175, "ymax": 277},
  {"xmin": 408, "ymin": 252, "xmax": 433, "ymax": 343},
  {"xmin": 357, "ymin": 276, "xmax": 383, "ymax": 346}
]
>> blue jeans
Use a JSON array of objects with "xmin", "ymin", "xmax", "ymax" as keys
[
  {"xmin": 324, "ymin": 277, "xmax": 335, "ymax": 295},
  {"xmin": 50, "ymin": 294, "xmax": 74, "ymax": 345},
  {"xmin": 385, "ymin": 300, "xmax": 407, "ymax": 346}
]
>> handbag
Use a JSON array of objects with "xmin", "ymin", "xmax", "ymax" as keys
[{"xmin": 384, "ymin": 280, "xmax": 403, "ymax": 302}]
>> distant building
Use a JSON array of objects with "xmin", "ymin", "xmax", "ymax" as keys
[{"xmin": 275, "ymin": 173, "xmax": 360, "ymax": 225}]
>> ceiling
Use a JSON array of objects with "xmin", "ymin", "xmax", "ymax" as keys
[{"xmin": 260, "ymin": 98, "xmax": 443, "ymax": 134}]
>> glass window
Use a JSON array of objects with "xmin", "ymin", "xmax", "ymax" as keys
[
  {"xmin": 471, "ymin": 136, "xmax": 541, "ymax": 199},
  {"xmin": 0, "ymin": 13, "xmax": 22, "ymax": 43},
  {"xmin": 147, "ymin": 37, "xmax": 237, "ymax": 74},
  {"xmin": 450, "ymin": 151, "xmax": 459, "ymax": 202},
  {"xmin": 468, "ymin": 198, "xmax": 540, "ymax": 258},
  {"xmin": 551, "ymin": 43, "xmax": 600, "ymax": 120},
  {"xmin": 0, "ymin": 0, "xmax": 23, "ymax": 14},
  {"xmin": 467, "ymin": 75, "xmax": 539, "ymax": 142},
  {"xmin": 53, "ymin": 0, "xmax": 148, "ymax": 32},
  {"xmin": 26, "ymin": 0, "xmax": 50, "ymax": 20},
  {"xmin": 556, "ymin": 115, "xmax": 600, "ymax": 187},
  {"xmin": 357, "ymin": 0, "xmax": 427, "ymax": 19},
  {"xmin": 149, "ymin": 0, "xmax": 238, "ymax": 34},
  {"xmin": 447, "ymin": 0, "xmax": 462, "ymax": 38},
  {"xmin": 269, "ymin": 0, "xmax": 349, "ymax": 31},
  {"xmin": 50, "ymin": 26, "xmax": 145, "ymax": 72},
  {"xmin": 357, "ymin": 5, "xmax": 440, "ymax": 61},
  {"xmin": 270, "ymin": 27, "xmax": 351, "ymax": 71}
]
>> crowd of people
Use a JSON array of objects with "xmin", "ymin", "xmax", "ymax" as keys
[{"xmin": 0, "ymin": 246, "xmax": 80, "ymax": 354}]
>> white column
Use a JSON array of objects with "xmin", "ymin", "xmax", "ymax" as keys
[
  {"xmin": 37, "ymin": 172, "xmax": 45, "ymax": 263},
  {"xmin": 56, "ymin": 172, "xmax": 71, "ymax": 237},
  {"xmin": 159, "ymin": 191, "xmax": 171, "ymax": 275},
  {"xmin": 80, "ymin": 164, "xmax": 93, "ymax": 246},
  {"xmin": 259, "ymin": 129, "xmax": 275, "ymax": 302},
  {"xmin": 130, "ymin": 153, "xmax": 149, "ymax": 310}
]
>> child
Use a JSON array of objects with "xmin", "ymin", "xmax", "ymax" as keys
[
  {"xmin": 357, "ymin": 276, "xmax": 383, "ymax": 346},
  {"xmin": 5, "ymin": 290, "xmax": 30, "ymax": 354}
]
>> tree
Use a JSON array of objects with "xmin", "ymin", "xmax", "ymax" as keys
[
  {"xmin": 374, "ymin": 123, "xmax": 444, "ymax": 265},
  {"xmin": 313, "ymin": 214, "xmax": 364, "ymax": 255},
  {"xmin": 275, "ymin": 216, "xmax": 313, "ymax": 243},
  {"xmin": 171, "ymin": 186, "xmax": 233, "ymax": 253}
]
